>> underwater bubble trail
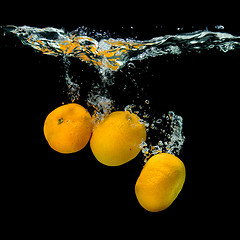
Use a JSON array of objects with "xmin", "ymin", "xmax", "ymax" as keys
[{"xmin": 139, "ymin": 110, "xmax": 185, "ymax": 161}]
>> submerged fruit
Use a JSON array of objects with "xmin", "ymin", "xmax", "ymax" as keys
[
  {"xmin": 90, "ymin": 111, "xmax": 146, "ymax": 166},
  {"xmin": 135, "ymin": 153, "xmax": 186, "ymax": 212},
  {"xmin": 43, "ymin": 103, "xmax": 93, "ymax": 153}
]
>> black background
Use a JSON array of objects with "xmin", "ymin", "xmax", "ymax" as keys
[{"xmin": 1, "ymin": 23, "xmax": 239, "ymax": 233}]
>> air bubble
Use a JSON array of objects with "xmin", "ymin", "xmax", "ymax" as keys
[
  {"xmin": 156, "ymin": 118, "xmax": 162, "ymax": 124},
  {"xmin": 124, "ymin": 104, "xmax": 135, "ymax": 113},
  {"xmin": 127, "ymin": 62, "xmax": 136, "ymax": 69},
  {"xmin": 215, "ymin": 25, "xmax": 224, "ymax": 30}
]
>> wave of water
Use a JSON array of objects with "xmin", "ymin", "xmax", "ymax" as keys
[
  {"xmin": 2, "ymin": 25, "xmax": 240, "ymax": 158},
  {"xmin": 3, "ymin": 25, "xmax": 240, "ymax": 79}
]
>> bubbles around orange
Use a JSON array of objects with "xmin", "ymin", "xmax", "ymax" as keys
[{"xmin": 43, "ymin": 103, "xmax": 93, "ymax": 153}]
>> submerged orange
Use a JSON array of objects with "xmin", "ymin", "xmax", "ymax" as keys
[
  {"xmin": 90, "ymin": 111, "xmax": 146, "ymax": 166},
  {"xmin": 43, "ymin": 103, "xmax": 93, "ymax": 153},
  {"xmin": 135, "ymin": 153, "xmax": 186, "ymax": 212}
]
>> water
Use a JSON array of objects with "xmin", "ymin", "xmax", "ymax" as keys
[
  {"xmin": 2, "ymin": 25, "xmax": 240, "ymax": 159},
  {"xmin": 3, "ymin": 25, "xmax": 240, "ymax": 79}
]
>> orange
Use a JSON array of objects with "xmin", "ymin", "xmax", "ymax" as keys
[
  {"xmin": 43, "ymin": 103, "xmax": 93, "ymax": 153},
  {"xmin": 135, "ymin": 153, "xmax": 186, "ymax": 212},
  {"xmin": 90, "ymin": 111, "xmax": 146, "ymax": 166}
]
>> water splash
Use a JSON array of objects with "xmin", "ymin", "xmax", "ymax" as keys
[
  {"xmin": 3, "ymin": 25, "xmax": 240, "ymax": 77},
  {"xmin": 3, "ymin": 25, "xmax": 240, "ymax": 159},
  {"xmin": 3, "ymin": 25, "xmax": 240, "ymax": 99}
]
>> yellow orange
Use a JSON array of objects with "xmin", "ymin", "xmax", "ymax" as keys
[
  {"xmin": 135, "ymin": 153, "xmax": 186, "ymax": 212},
  {"xmin": 90, "ymin": 111, "xmax": 146, "ymax": 166},
  {"xmin": 43, "ymin": 103, "xmax": 93, "ymax": 153}
]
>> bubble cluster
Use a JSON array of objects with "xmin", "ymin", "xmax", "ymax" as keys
[{"xmin": 86, "ymin": 93, "xmax": 185, "ymax": 162}]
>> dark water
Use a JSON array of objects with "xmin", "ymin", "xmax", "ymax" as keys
[{"xmin": 1, "ymin": 24, "xmax": 239, "ymax": 226}]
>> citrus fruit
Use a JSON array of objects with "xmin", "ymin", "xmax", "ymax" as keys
[
  {"xmin": 135, "ymin": 153, "xmax": 186, "ymax": 212},
  {"xmin": 43, "ymin": 103, "xmax": 93, "ymax": 153},
  {"xmin": 90, "ymin": 111, "xmax": 147, "ymax": 166}
]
